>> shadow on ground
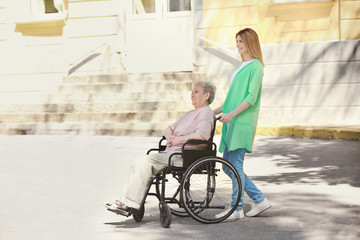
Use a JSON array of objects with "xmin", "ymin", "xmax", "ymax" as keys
[{"xmin": 250, "ymin": 137, "xmax": 360, "ymax": 187}]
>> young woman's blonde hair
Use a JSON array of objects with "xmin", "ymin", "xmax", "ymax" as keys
[{"xmin": 236, "ymin": 28, "xmax": 264, "ymax": 67}]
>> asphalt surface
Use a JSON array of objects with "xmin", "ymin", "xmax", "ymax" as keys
[{"xmin": 0, "ymin": 135, "xmax": 359, "ymax": 240}]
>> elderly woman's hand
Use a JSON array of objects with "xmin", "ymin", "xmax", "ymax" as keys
[
  {"xmin": 164, "ymin": 127, "xmax": 175, "ymax": 146},
  {"xmin": 166, "ymin": 135, "xmax": 177, "ymax": 147},
  {"xmin": 167, "ymin": 135, "xmax": 183, "ymax": 147},
  {"xmin": 166, "ymin": 135, "xmax": 173, "ymax": 147}
]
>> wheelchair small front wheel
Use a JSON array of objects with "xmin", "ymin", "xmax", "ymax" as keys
[
  {"xmin": 159, "ymin": 202, "xmax": 172, "ymax": 228},
  {"xmin": 132, "ymin": 205, "xmax": 145, "ymax": 222},
  {"xmin": 155, "ymin": 175, "xmax": 188, "ymax": 217}
]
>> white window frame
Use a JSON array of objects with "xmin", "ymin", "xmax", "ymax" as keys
[
  {"xmin": 130, "ymin": 0, "xmax": 160, "ymax": 20},
  {"xmin": 130, "ymin": 0, "xmax": 191, "ymax": 20},
  {"xmin": 164, "ymin": 0, "xmax": 192, "ymax": 19},
  {"xmin": 15, "ymin": 0, "xmax": 67, "ymax": 25}
]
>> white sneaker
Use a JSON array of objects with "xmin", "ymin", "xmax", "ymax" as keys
[
  {"xmin": 103, "ymin": 202, "xmax": 130, "ymax": 217},
  {"xmin": 103, "ymin": 202, "xmax": 118, "ymax": 211},
  {"xmin": 228, "ymin": 209, "xmax": 245, "ymax": 220},
  {"xmin": 115, "ymin": 200, "xmax": 127, "ymax": 211},
  {"xmin": 215, "ymin": 208, "xmax": 244, "ymax": 220},
  {"xmin": 246, "ymin": 198, "xmax": 272, "ymax": 217}
]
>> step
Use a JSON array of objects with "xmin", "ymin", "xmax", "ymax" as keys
[
  {"xmin": 46, "ymin": 90, "xmax": 191, "ymax": 103},
  {"xmin": 0, "ymin": 72, "xmax": 214, "ymax": 136},
  {"xmin": 0, "ymin": 111, "xmax": 185, "ymax": 123},
  {"xmin": 0, "ymin": 101, "xmax": 193, "ymax": 113},
  {"xmin": 62, "ymin": 73, "xmax": 208, "ymax": 85},
  {"xmin": 58, "ymin": 81, "xmax": 194, "ymax": 95},
  {"xmin": 0, "ymin": 122, "xmax": 170, "ymax": 136}
]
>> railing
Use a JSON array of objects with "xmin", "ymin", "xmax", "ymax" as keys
[
  {"xmin": 67, "ymin": 42, "xmax": 110, "ymax": 75},
  {"xmin": 200, "ymin": 36, "xmax": 239, "ymax": 59}
]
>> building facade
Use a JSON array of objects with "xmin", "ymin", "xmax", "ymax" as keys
[{"xmin": 0, "ymin": 0, "xmax": 359, "ymax": 134}]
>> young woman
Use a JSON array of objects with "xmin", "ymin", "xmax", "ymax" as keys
[{"xmin": 214, "ymin": 28, "xmax": 271, "ymax": 219}]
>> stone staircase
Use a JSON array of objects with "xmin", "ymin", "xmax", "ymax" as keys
[{"xmin": 0, "ymin": 73, "xmax": 212, "ymax": 136}]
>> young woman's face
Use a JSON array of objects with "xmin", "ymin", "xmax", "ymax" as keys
[
  {"xmin": 191, "ymin": 85, "xmax": 209, "ymax": 109},
  {"xmin": 236, "ymin": 35, "xmax": 249, "ymax": 57}
]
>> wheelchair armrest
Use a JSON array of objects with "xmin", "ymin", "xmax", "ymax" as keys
[
  {"xmin": 147, "ymin": 148, "xmax": 161, "ymax": 155},
  {"xmin": 182, "ymin": 139, "xmax": 214, "ymax": 152},
  {"xmin": 159, "ymin": 135, "xmax": 166, "ymax": 144},
  {"xmin": 184, "ymin": 139, "xmax": 210, "ymax": 144},
  {"xmin": 146, "ymin": 136, "xmax": 167, "ymax": 155}
]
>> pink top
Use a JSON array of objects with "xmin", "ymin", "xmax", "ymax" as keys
[{"xmin": 164, "ymin": 106, "xmax": 215, "ymax": 153}]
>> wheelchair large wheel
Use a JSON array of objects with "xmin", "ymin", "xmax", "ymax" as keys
[
  {"xmin": 155, "ymin": 174, "xmax": 188, "ymax": 217},
  {"xmin": 180, "ymin": 156, "xmax": 242, "ymax": 224}
]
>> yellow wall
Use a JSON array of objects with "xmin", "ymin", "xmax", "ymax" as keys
[
  {"xmin": 202, "ymin": 0, "xmax": 258, "ymax": 46},
  {"xmin": 203, "ymin": 0, "xmax": 360, "ymax": 46},
  {"xmin": 340, "ymin": 0, "xmax": 360, "ymax": 39}
]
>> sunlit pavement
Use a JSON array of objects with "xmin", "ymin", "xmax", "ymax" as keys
[{"xmin": 0, "ymin": 135, "xmax": 359, "ymax": 240}]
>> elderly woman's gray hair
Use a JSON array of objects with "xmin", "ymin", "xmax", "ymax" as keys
[{"xmin": 194, "ymin": 81, "xmax": 216, "ymax": 105}]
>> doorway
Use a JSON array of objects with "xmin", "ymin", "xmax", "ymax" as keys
[{"xmin": 125, "ymin": 0, "xmax": 194, "ymax": 73}]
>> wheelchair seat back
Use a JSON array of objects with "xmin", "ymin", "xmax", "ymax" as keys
[
  {"xmin": 182, "ymin": 148, "xmax": 216, "ymax": 168},
  {"xmin": 181, "ymin": 117, "xmax": 218, "ymax": 169}
]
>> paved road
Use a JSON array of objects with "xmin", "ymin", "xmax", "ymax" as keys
[{"xmin": 0, "ymin": 135, "xmax": 359, "ymax": 240}]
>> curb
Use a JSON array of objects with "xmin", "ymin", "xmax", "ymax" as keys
[
  {"xmin": 257, "ymin": 126, "xmax": 360, "ymax": 141},
  {"xmin": 215, "ymin": 125, "xmax": 360, "ymax": 141}
]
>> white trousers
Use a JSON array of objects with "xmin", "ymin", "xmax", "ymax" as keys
[{"xmin": 119, "ymin": 152, "xmax": 182, "ymax": 209}]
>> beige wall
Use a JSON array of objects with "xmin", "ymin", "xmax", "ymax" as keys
[
  {"xmin": 0, "ymin": 0, "xmax": 359, "ymax": 128},
  {"xmin": 0, "ymin": 0, "xmax": 123, "ymax": 75},
  {"xmin": 0, "ymin": 0, "xmax": 124, "ymax": 105},
  {"xmin": 196, "ymin": 0, "xmax": 360, "ymax": 127},
  {"xmin": 202, "ymin": 0, "xmax": 360, "ymax": 46}
]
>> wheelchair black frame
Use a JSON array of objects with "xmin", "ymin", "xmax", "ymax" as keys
[{"xmin": 128, "ymin": 117, "xmax": 241, "ymax": 227}]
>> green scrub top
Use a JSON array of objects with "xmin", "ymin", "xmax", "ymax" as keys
[{"xmin": 219, "ymin": 59, "xmax": 263, "ymax": 153}]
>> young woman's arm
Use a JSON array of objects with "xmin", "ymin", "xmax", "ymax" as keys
[
  {"xmin": 219, "ymin": 101, "xmax": 251, "ymax": 123},
  {"xmin": 213, "ymin": 104, "xmax": 223, "ymax": 115}
]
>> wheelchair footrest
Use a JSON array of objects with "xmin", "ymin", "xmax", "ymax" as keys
[{"xmin": 107, "ymin": 208, "xmax": 131, "ymax": 217}]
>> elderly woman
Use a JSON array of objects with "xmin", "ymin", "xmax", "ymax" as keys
[{"xmin": 105, "ymin": 81, "xmax": 216, "ymax": 215}]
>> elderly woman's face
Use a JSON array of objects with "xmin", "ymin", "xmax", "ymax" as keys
[{"xmin": 191, "ymin": 85, "xmax": 210, "ymax": 109}]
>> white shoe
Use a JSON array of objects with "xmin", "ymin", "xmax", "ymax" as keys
[
  {"xmin": 115, "ymin": 200, "xmax": 127, "ymax": 211},
  {"xmin": 103, "ymin": 202, "xmax": 118, "ymax": 211},
  {"xmin": 103, "ymin": 202, "xmax": 130, "ymax": 217},
  {"xmin": 228, "ymin": 209, "xmax": 245, "ymax": 220},
  {"xmin": 246, "ymin": 198, "xmax": 272, "ymax": 217},
  {"xmin": 215, "ymin": 208, "xmax": 244, "ymax": 220}
]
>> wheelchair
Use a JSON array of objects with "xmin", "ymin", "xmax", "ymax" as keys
[{"xmin": 124, "ymin": 119, "xmax": 242, "ymax": 228}]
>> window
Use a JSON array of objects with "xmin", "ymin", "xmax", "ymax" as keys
[
  {"xmin": 133, "ymin": 0, "xmax": 155, "ymax": 14},
  {"xmin": 15, "ymin": 0, "xmax": 67, "ymax": 36},
  {"xmin": 168, "ymin": 0, "xmax": 191, "ymax": 12},
  {"xmin": 132, "ymin": 0, "xmax": 191, "ymax": 15},
  {"xmin": 30, "ymin": 0, "xmax": 64, "ymax": 15}
]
